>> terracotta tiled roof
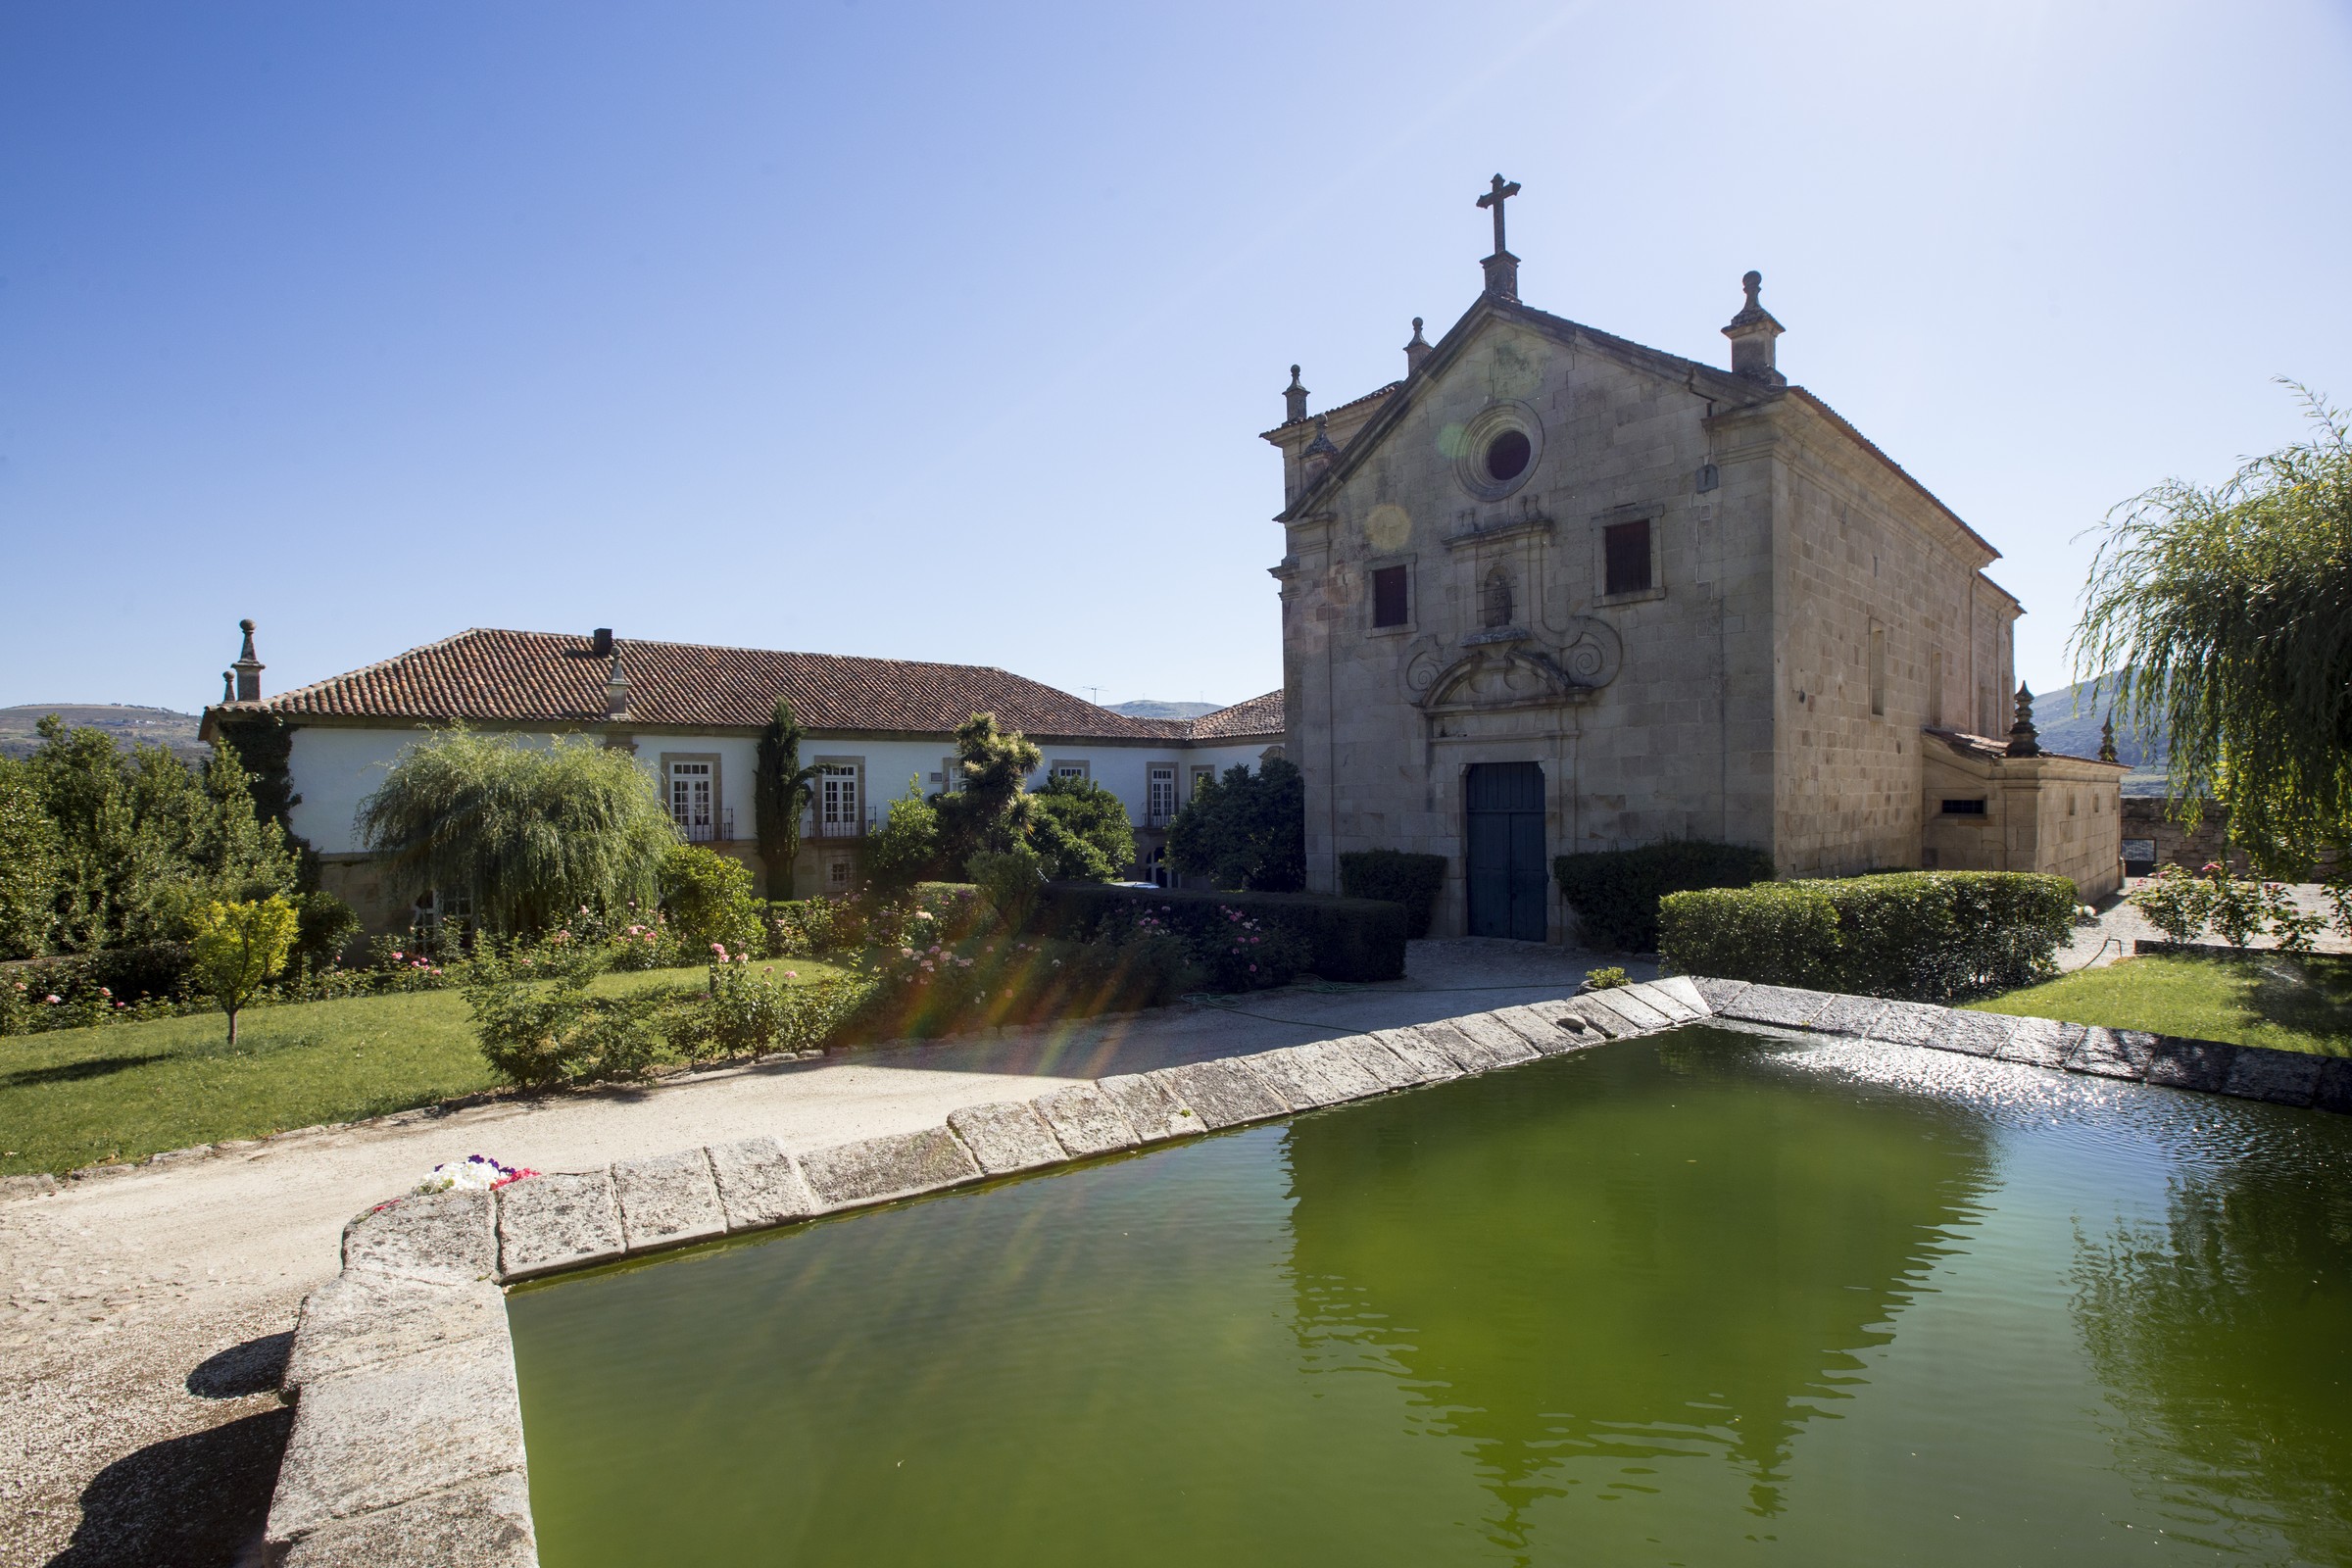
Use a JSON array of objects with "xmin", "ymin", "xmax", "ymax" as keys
[
  {"xmin": 1185, "ymin": 690, "xmax": 1284, "ymax": 740},
  {"xmin": 214, "ymin": 629, "xmax": 1174, "ymax": 740},
  {"xmin": 1258, "ymin": 382, "xmax": 1403, "ymax": 441}
]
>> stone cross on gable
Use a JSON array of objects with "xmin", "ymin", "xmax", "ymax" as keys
[{"xmin": 1476, "ymin": 173, "xmax": 1521, "ymax": 257}]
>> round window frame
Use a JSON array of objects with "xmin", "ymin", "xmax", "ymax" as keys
[{"xmin": 1454, "ymin": 401, "xmax": 1544, "ymax": 503}]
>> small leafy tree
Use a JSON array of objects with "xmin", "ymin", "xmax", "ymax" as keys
[
  {"xmin": 0, "ymin": 760, "xmax": 59, "ymax": 958},
  {"xmin": 187, "ymin": 895, "xmax": 299, "ymax": 1044},
  {"xmin": 934, "ymin": 711, "xmax": 1042, "ymax": 867},
  {"xmin": 1029, "ymin": 774, "xmax": 1134, "ymax": 882},
  {"xmin": 967, "ymin": 845, "xmax": 1046, "ymax": 927},
  {"xmin": 660, "ymin": 842, "xmax": 763, "ymax": 956},
  {"xmin": 754, "ymin": 699, "xmax": 823, "ymax": 901},
  {"xmin": 1167, "ymin": 757, "xmax": 1306, "ymax": 892},
  {"xmin": 357, "ymin": 728, "xmax": 677, "ymax": 935}
]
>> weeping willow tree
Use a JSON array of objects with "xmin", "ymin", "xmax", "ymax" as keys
[
  {"xmin": 357, "ymin": 728, "xmax": 678, "ymax": 934},
  {"xmin": 2073, "ymin": 384, "xmax": 2352, "ymax": 873}
]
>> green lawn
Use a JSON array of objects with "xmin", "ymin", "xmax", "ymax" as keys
[
  {"xmin": 1968, "ymin": 953, "xmax": 2352, "ymax": 1057},
  {"xmin": 0, "ymin": 959, "xmax": 855, "ymax": 1177}
]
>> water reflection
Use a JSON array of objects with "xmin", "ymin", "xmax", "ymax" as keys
[
  {"xmin": 1282, "ymin": 1032, "xmax": 1994, "ymax": 1547},
  {"xmin": 2072, "ymin": 1107, "xmax": 2352, "ymax": 1561}
]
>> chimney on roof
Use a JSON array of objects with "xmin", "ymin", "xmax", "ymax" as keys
[
  {"xmin": 591, "ymin": 627, "xmax": 613, "ymax": 657},
  {"xmin": 231, "ymin": 619, "xmax": 265, "ymax": 702},
  {"xmin": 1722, "ymin": 270, "xmax": 1787, "ymax": 385},
  {"xmin": 1283, "ymin": 365, "xmax": 1308, "ymax": 424},
  {"xmin": 1403, "ymin": 318, "xmax": 1432, "ymax": 376},
  {"xmin": 606, "ymin": 657, "xmax": 631, "ymax": 721}
]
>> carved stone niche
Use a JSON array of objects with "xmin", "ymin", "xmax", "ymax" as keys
[{"xmin": 1402, "ymin": 616, "xmax": 1623, "ymax": 724}]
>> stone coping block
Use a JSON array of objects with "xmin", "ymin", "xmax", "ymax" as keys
[
  {"xmin": 1689, "ymin": 976, "xmax": 1751, "ymax": 1011},
  {"xmin": 1241, "ymin": 1043, "xmax": 1384, "ymax": 1110},
  {"xmin": 2146, "ymin": 1037, "xmax": 2239, "ymax": 1094},
  {"xmin": 1993, "ymin": 1016, "xmax": 2081, "ymax": 1070},
  {"xmin": 1332, "ymin": 1033, "xmax": 1427, "ymax": 1090},
  {"xmin": 2063, "ymin": 1026, "xmax": 2156, "ymax": 1080},
  {"xmin": 706, "ymin": 1137, "xmax": 817, "ymax": 1231},
  {"xmin": 1861, "ymin": 1000, "xmax": 1950, "ymax": 1050},
  {"xmin": 269, "ymin": 1336, "xmax": 527, "ymax": 1543},
  {"xmin": 1804, "ymin": 994, "xmax": 1887, "ymax": 1041},
  {"xmin": 613, "ymin": 1149, "xmax": 727, "ymax": 1255},
  {"xmin": 948, "ymin": 1101, "xmax": 1068, "ymax": 1175},
  {"xmin": 496, "ymin": 1172, "xmax": 623, "ymax": 1282},
  {"xmin": 1154, "ymin": 1058, "xmax": 1289, "ymax": 1129},
  {"xmin": 1649, "ymin": 975, "xmax": 1712, "ymax": 1017},
  {"xmin": 2221, "ymin": 1046, "xmax": 2324, "ymax": 1107},
  {"xmin": 1582, "ymin": 988, "xmax": 1674, "ymax": 1033},
  {"xmin": 1713, "ymin": 984, "xmax": 1835, "ymax": 1030},
  {"xmin": 1409, "ymin": 1019, "xmax": 1508, "ymax": 1073},
  {"xmin": 1096, "ymin": 1073, "xmax": 1202, "ymax": 1144},
  {"xmin": 1448, "ymin": 1012, "xmax": 1544, "ymax": 1064},
  {"xmin": 1032, "ymin": 1084, "xmax": 1142, "ymax": 1156},
  {"xmin": 1558, "ymin": 997, "xmax": 1638, "ymax": 1039},
  {"xmin": 341, "ymin": 1188, "xmax": 497, "ymax": 1286},
  {"xmin": 1623, "ymin": 981, "xmax": 1700, "ymax": 1023},
  {"xmin": 2313, "ymin": 1058, "xmax": 2352, "ymax": 1115},
  {"xmin": 1488, "ymin": 1004, "xmax": 1586, "ymax": 1054},
  {"xmin": 1368, "ymin": 1027, "xmax": 1465, "ymax": 1083},
  {"xmin": 284, "ymin": 1274, "xmax": 507, "ymax": 1395},
  {"xmin": 280, "ymin": 1471, "xmax": 537, "ymax": 1568},
  {"xmin": 802, "ymin": 1127, "xmax": 980, "ymax": 1209}
]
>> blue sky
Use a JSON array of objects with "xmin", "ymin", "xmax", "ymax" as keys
[{"xmin": 3, "ymin": 1, "xmax": 2346, "ymax": 716}]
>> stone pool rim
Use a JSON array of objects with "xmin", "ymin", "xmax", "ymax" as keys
[{"xmin": 259, "ymin": 976, "xmax": 2352, "ymax": 1566}]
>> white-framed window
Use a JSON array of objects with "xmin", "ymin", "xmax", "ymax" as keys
[
  {"xmin": 1148, "ymin": 764, "xmax": 1178, "ymax": 826},
  {"xmin": 817, "ymin": 762, "xmax": 861, "ymax": 838},
  {"xmin": 1051, "ymin": 760, "xmax": 1090, "ymax": 782},
  {"xmin": 938, "ymin": 757, "xmax": 961, "ymax": 794},
  {"xmin": 826, "ymin": 858, "xmax": 852, "ymax": 892},
  {"xmin": 668, "ymin": 760, "xmax": 714, "ymax": 840}
]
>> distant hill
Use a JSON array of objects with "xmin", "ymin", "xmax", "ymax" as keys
[
  {"xmin": 1109, "ymin": 699, "xmax": 1222, "ymax": 719},
  {"xmin": 2031, "ymin": 672, "xmax": 2169, "ymax": 795},
  {"xmin": 0, "ymin": 704, "xmax": 208, "ymax": 762}
]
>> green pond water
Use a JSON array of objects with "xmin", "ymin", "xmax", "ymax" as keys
[{"xmin": 508, "ymin": 1027, "xmax": 2352, "ymax": 1566}]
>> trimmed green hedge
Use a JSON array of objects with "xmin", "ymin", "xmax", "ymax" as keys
[
  {"xmin": 1553, "ymin": 842, "xmax": 1777, "ymax": 952},
  {"xmin": 1338, "ymin": 851, "xmax": 1447, "ymax": 939},
  {"xmin": 1029, "ymin": 883, "xmax": 1406, "ymax": 983},
  {"xmin": 1658, "ymin": 871, "xmax": 2078, "ymax": 1002}
]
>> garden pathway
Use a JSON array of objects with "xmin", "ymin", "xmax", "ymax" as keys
[
  {"xmin": 2055, "ymin": 880, "xmax": 2347, "ymax": 971},
  {"xmin": 0, "ymin": 937, "xmax": 1632, "ymax": 1568}
]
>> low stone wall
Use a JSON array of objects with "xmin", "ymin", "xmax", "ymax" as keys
[
  {"xmin": 262, "ymin": 976, "xmax": 2352, "ymax": 1565},
  {"xmin": 2120, "ymin": 797, "xmax": 2345, "ymax": 880}
]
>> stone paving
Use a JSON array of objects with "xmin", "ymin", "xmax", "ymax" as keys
[{"xmin": 0, "ymin": 937, "xmax": 1633, "ymax": 1568}]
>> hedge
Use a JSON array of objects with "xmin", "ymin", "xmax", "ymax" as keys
[
  {"xmin": 1028, "ymin": 883, "xmax": 1406, "ymax": 983},
  {"xmin": 1337, "ymin": 851, "xmax": 1447, "ymax": 939},
  {"xmin": 1657, "ymin": 871, "xmax": 2078, "ymax": 1002},
  {"xmin": 1553, "ymin": 842, "xmax": 1777, "ymax": 952}
]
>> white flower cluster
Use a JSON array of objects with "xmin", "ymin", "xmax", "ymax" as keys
[{"xmin": 414, "ymin": 1152, "xmax": 535, "ymax": 1195}]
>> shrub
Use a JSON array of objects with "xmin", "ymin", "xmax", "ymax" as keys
[
  {"xmin": 1338, "ymin": 850, "xmax": 1447, "ymax": 939},
  {"xmin": 660, "ymin": 843, "xmax": 762, "ymax": 957},
  {"xmin": 862, "ymin": 778, "xmax": 943, "ymax": 896},
  {"xmin": 291, "ymin": 889, "xmax": 361, "ymax": 974},
  {"xmin": 2201, "ymin": 866, "xmax": 2269, "ymax": 950},
  {"xmin": 1168, "ymin": 758, "xmax": 1306, "ymax": 892},
  {"xmin": 1554, "ymin": 841, "xmax": 1776, "ymax": 953},
  {"xmin": 465, "ymin": 947, "xmax": 667, "ymax": 1087},
  {"xmin": 842, "ymin": 931, "xmax": 1187, "ymax": 1042},
  {"xmin": 1658, "ymin": 871, "xmax": 2076, "ymax": 1002},
  {"xmin": 968, "ymin": 846, "xmax": 1046, "ymax": 927},
  {"xmin": 78, "ymin": 940, "xmax": 196, "ymax": 1003},
  {"xmin": 1028, "ymin": 883, "xmax": 1406, "ymax": 983},
  {"xmin": 2266, "ymin": 884, "xmax": 2325, "ymax": 955},
  {"xmin": 2129, "ymin": 863, "xmax": 2210, "ymax": 943},
  {"xmin": 1584, "ymin": 966, "xmax": 1630, "ymax": 991},
  {"xmin": 1029, "ymin": 775, "xmax": 1134, "ymax": 882}
]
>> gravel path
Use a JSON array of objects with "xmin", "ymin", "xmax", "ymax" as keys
[{"xmin": 0, "ymin": 938, "xmax": 1628, "ymax": 1568}]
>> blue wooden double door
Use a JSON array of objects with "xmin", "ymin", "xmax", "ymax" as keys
[{"xmin": 1465, "ymin": 761, "xmax": 1547, "ymax": 942}]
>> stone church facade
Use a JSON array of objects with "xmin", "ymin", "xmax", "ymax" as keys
[{"xmin": 1267, "ymin": 180, "xmax": 2123, "ymax": 942}]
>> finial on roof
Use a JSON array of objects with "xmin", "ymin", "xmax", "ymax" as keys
[
  {"xmin": 1475, "ymin": 173, "xmax": 1522, "ymax": 302},
  {"xmin": 1404, "ymin": 317, "xmax": 1433, "ymax": 375},
  {"xmin": 1302, "ymin": 414, "xmax": 1340, "ymax": 486},
  {"xmin": 221, "ymin": 671, "xmax": 234, "ymax": 705},
  {"xmin": 1284, "ymin": 365, "xmax": 1308, "ymax": 424},
  {"xmin": 605, "ymin": 657, "xmax": 632, "ymax": 722},
  {"xmin": 231, "ymin": 617, "xmax": 266, "ymax": 702},
  {"xmin": 1723, "ymin": 269, "xmax": 1787, "ymax": 386},
  {"xmin": 2099, "ymin": 712, "xmax": 2119, "ymax": 764},
  {"xmin": 2006, "ymin": 682, "xmax": 2042, "ymax": 758}
]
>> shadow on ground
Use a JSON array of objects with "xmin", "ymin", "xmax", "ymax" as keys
[{"xmin": 44, "ymin": 1403, "xmax": 291, "ymax": 1568}]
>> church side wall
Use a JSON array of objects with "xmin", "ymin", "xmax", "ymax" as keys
[{"xmin": 1766, "ymin": 410, "xmax": 2007, "ymax": 877}]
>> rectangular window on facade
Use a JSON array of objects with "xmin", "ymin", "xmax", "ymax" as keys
[
  {"xmin": 939, "ymin": 758, "xmax": 960, "ymax": 793},
  {"xmin": 668, "ymin": 761, "xmax": 714, "ymax": 842},
  {"xmin": 1371, "ymin": 564, "xmax": 1409, "ymax": 628},
  {"xmin": 826, "ymin": 858, "xmax": 851, "ymax": 891},
  {"xmin": 817, "ymin": 763, "xmax": 860, "ymax": 837},
  {"xmin": 1869, "ymin": 624, "xmax": 1887, "ymax": 716},
  {"xmin": 1148, "ymin": 764, "xmax": 1178, "ymax": 826},
  {"xmin": 1051, "ymin": 760, "xmax": 1089, "ymax": 782},
  {"xmin": 1940, "ymin": 798, "xmax": 1988, "ymax": 816},
  {"xmin": 1603, "ymin": 519, "xmax": 1652, "ymax": 596}
]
